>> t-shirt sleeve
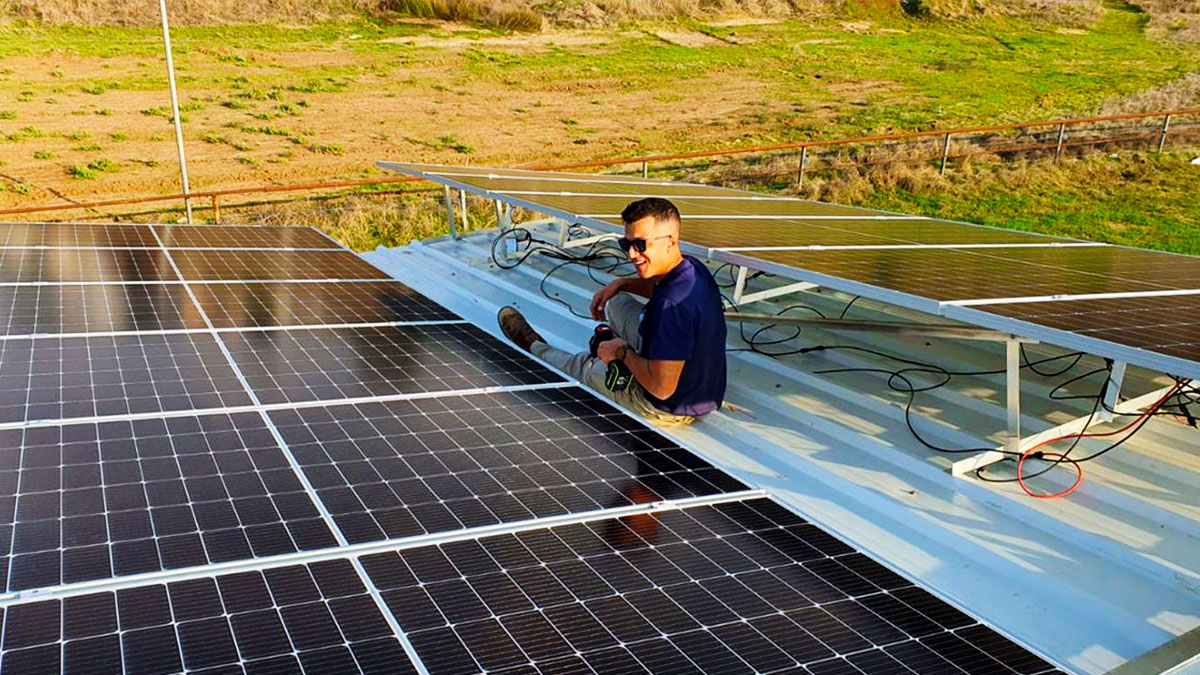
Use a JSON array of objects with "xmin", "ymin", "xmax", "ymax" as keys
[{"xmin": 645, "ymin": 300, "xmax": 695, "ymax": 362}]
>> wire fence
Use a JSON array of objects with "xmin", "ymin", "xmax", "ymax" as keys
[{"xmin": 1, "ymin": 107, "xmax": 1197, "ymax": 221}]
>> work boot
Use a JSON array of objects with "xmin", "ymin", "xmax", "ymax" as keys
[{"xmin": 497, "ymin": 306, "xmax": 544, "ymax": 352}]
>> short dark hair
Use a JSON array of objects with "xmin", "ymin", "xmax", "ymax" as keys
[{"xmin": 621, "ymin": 197, "xmax": 680, "ymax": 228}]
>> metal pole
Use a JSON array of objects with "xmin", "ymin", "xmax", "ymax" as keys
[
  {"xmin": 797, "ymin": 146, "xmax": 808, "ymax": 188},
  {"xmin": 939, "ymin": 133, "xmax": 951, "ymax": 175},
  {"xmin": 443, "ymin": 186, "xmax": 457, "ymax": 239},
  {"xmin": 158, "ymin": 0, "xmax": 193, "ymax": 224},
  {"xmin": 458, "ymin": 189, "xmax": 468, "ymax": 233},
  {"xmin": 1006, "ymin": 340, "xmax": 1021, "ymax": 455},
  {"xmin": 641, "ymin": 161, "xmax": 649, "ymax": 178},
  {"xmin": 211, "ymin": 195, "xmax": 220, "ymax": 223},
  {"xmin": 1157, "ymin": 114, "xmax": 1172, "ymax": 153},
  {"xmin": 1054, "ymin": 123, "xmax": 1067, "ymax": 162}
]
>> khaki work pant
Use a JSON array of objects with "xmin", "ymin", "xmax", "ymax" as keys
[{"xmin": 532, "ymin": 294, "xmax": 695, "ymax": 427}]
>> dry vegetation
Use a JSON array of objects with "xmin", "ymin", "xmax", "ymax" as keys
[
  {"xmin": 1097, "ymin": 71, "xmax": 1200, "ymax": 114},
  {"xmin": 1132, "ymin": 0, "xmax": 1200, "ymax": 42}
]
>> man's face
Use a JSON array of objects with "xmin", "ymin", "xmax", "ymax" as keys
[{"xmin": 624, "ymin": 215, "xmax": 677, "ymax": 279}]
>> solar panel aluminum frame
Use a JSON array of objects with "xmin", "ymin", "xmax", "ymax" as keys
[{"xmin": 381, "ymin": 162, "xmax": 1200, "ymax": 382}]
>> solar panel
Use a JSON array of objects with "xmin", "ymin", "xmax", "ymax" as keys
[
  {"xmin": 382, "ymin": 162, "xmax": 1200, "ymax": 380},
  {"xmin": 220, "ymin": 323, "xmax": 564, "ymax": 405},
  {"xmin": 155, "ymin": 224, "xmax": 341, "ymax": 249},
  {"xmin": 0, "ymin": 412, "xmax": 337, "ymax": 592},
  {"xmin": 268, "ymin": 386, "xmax": 747, "ymax": 544},
  {"xmin": 0, "ymin": 333, "xmax": 253, "ymax": 423},
  {"xmin": 0, "ymin": 284, "xmax": 204, "ymax": 336},
  {"xmin": 0, "ymin": 248, "xmax": 178, "ymax": 283},
  {"xmin": 0, "ymin": 558, "xmax": 418, "ymax": 674},
  {"xmin": 0, "ymin": 223, "xmax": 159, "ymax": 248},
  {"xmin": 360, "ymin": 497, "xmax": 1063, "ymax": 675},
  {"xmin": 169, "ymin": 249, "xmax": 391, "ymax": 281},
  {"xmin": 0, "ymin": 221, "xmax": 1066, "ymax": 674},
  {"xmin": 952, "ymin": 294, "xmax": 1200, "ymax": 363},
  {"xmin": 190, "ymin": 281, "xmax": 460, "ymax": 329}
]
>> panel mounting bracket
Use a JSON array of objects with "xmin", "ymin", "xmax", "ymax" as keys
[
  {"xmin": 951, "ymin": 365, "xmax": 1177, "ymax": 478},
  {"xmin": 732, "ymin": 265, "xmax": 820, "ymax": 306}
]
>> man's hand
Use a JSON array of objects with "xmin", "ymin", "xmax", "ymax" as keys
[
  {"xmin": 590, "ymin": 279, "xmax": 625, "ymax": 320},
  {"xmin": 596, "ymin": 338, "xmax": 629, "ymax": 364}
]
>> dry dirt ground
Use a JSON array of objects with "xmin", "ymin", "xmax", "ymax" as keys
[{"xmin": 0, "ymin": 11, "xmax": 1196, "ymax": 219}]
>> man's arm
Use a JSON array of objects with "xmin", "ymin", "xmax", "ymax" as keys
[
  {"xmin": 590, "ymin": 276, "xmax": 657, "ymax": 319},
  {"xmin": 598, "ymin": 339, "xmax": 683, "ymax": 400}
]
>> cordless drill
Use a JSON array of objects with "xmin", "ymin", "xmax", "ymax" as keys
[{"xmin": 588, "ymin": 324, "xmax": 633, "ymax": 392}]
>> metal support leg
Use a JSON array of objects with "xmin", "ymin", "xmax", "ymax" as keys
[
  {"xmin": 732, "ymin": 266, "xmax": 749, "ymax": 305},
  {"xmin": 641, "ymin": 161, "xmax": 649, "ymax": 178},
  {"xmin": 731, "ymin": 266, "xmax": 819, "ymax": 306},
  {"xmin": 211, "ymin": 195, "xmax": 221, "ymax": 223},
  {"xmin": 1006, "ymin": 340, "xmax": 1021, "ymax": 456},
  {"xmin": 1099, "ymin": 361, "xmax": 1126, "ymax": 424},
  {"xmin": 798, "ymin": 146, "xmax": 808, "ymax": 188},
  {"xmin": 443, "ymin": 186, "xmax": 457, "ymax": 240},
  {"xmin": 1054, "ymin": 123, "xmax": 1067, "ymax": 162},
  {"xmin": 939, "ymin": 133, "xmax": 952, "ymax": 175},
  {"xmin": 458, "ymin": 189, "xmax": 469, "ymax": 233}
]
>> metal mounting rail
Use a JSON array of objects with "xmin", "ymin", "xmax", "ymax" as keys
[{"xmin": 724, "ymin": 312, "xmax": 1038, "ymax": 343}]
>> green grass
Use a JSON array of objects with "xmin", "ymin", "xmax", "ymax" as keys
[{"xmin": 845, "ymin": 153, "xmax": 1200, "ymax": 254}]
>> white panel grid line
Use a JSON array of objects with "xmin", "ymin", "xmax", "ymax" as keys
[
  {"xmin": 350, "ymin": 556, "xmax": 432, "ymax": 675},
  {"xmin": 0, "ymin": 491, "xmax": 767, "ymax": 605},
  {"xmin": 0, "ymin": 278, "xmax": 400, "ymax": 287},
  {"xmin": 150, "ymin": 225, "xmax": 434, "ymax": 674},
  {"xmin": 0, "ymin": 381, "xmax": 575, "ymax": 433},
  {"xmin": 355, "ymin": 496, "xmax": 1061, "ymax": 675},
  {"xmin": 713, "ymin": 242, "xmax": 1109, "ymax": 252},
  {"xmin": 582, "ymin": 213, "xmax": 929, "ymax": 220},
  {"xmin": 0, "ymin": 246, "xmax": 341, "ymax": 252},
  {"xmin": 942, "ymin": 287, "xmax": 1200, "ymax": 307},
  {"xmin": 502, "ymin": 190, "xmax": 804, "ymax": 201},
  {"xmin": 0, "ymin": 319, "xmax": 472, "ymax": 342}
]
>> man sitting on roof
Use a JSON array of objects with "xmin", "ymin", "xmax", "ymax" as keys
[{"xmin": 498, "ymin": 197, "xmax": 727, "ymax": 425}]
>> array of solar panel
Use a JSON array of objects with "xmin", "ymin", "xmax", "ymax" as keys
[
  {"xmin": 191, "ymin": 281, "xmax": 460, "ymax": 329},
  {"xmin": 0, "ymin": 223, "xmax": 160, "ymax": 248},
  {"xmin": 221, "ymin": 323, "xmax": 563, "ymax": 405},
  {"xmin": 269, "ymin": 386, "xmax": 746, "ymax": 543},
  {"xmin": 0, "ymin": 248, "xmax": 178, "ymax": 283},
  {"xmin": 156, "ymin": 224, "xmax": 341, "ymax": 249},
  {"xmin": 0, "ymin": 284, "xmax": 204, "ymax": 335},
  {"xmin": 0, "ymin": 332, "xmax": 253, "ymax": 423},
  {"xmin": 955, "ymin": 294, "xmax": 1200, "ymax": 361},
  {"xmin": 0, "ymin": 557, "xmax": 418, "ymax": 674},
  {"xmin": 0, "ymin": 220, "xmax": 1066, "ymax": 674},
  {"xmin": 0, "ymin": 412, "xmax": 337, "ymax": 592},
  {"xmin": 383, "ymin": 162, "xmax": 1200, "ymax": 378},
  {"xmin": 360, "ymin": 497, "xmax": 1064, "ymax": 675}
]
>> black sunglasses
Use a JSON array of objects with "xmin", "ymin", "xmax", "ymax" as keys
[{"xmin": 616, "ymin": 234, "xmax": 672, "ymax": 253}]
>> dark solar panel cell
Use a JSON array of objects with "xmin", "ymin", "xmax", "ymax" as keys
[
  {"xmin": 190, "ymin": 281, "xmax": 459, "ymax": 328},
  {"xmin": 359, "ymin": 498, "xmax": 1064, "ymax": 675},
  {"xmin": 0, "ymin": 559, "xmax": 418, "ymax": 675},
  {"xmin": 0, "ymin": 413, "xmax": 336, "ymax": 592},
  {"xmin": 0, "ymin": 223, "xmax": 159, "ymax": 248},
  {"xmin": 155, "ymin": 224, "xmax": 339, "ymax": 249},
  {"xmin": 270, "ymin": 386, "xmax": 743, "ymax": 543},
  {"xmin": 0, "ymin": 248, "xmax": 177, "ymax": 283},
  {"xmin": 750, "ymin": 247, "xmax": 1166, "ymax": 302},
  {"xmin": 0, "ymin": 333, "xmax": 253, "ymax": 424},
  {"xmin": 972, "ymin": 294, "xmax": 1200, "ymax": 364},
  {"xmin": 0, "ymin": 283, "xmax": 204, "ymax": 336},
  {"xmin": 226, "ymin": 323, "xmax": 563, "ymax": 405},
  {"xmin": 170, "ymin": 249, "xmax": 390, "ymax": 281}
]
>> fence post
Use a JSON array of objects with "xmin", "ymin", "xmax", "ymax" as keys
[
  {"xmin": 939, "ymin": 133, "xmax": 952, "ymax": 175},
  {"xmin": 1157, "ymin": 114, "xmax": 1172, "ymax": 153},
  {"xmin": 443, "ymin": 186, "xmax": 457, "ymax": 239},
  {"xmin": 1054, "ymin": 123, "xmax": 1067, "ymax": 162},
  {"xmin": 641, "ymin": 161, "xmax": 649, "ymax": 178},
  {"xmin": 210, "ymin": 195, "xmax": 220, "ymax": 223},
  {"xmin": 797, "ymin": 146, "xmax": 808, "ymax": 188},
  {"xmin": 458, "ymin": 189, "xmax": 469, "ymax": 233}
]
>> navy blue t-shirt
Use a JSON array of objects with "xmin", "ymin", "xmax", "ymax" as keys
[{"xmin": 637, "ymin": 256, "xmax": 727, "ymax": 416}]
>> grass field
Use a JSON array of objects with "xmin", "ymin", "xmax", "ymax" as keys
[{"xmin": 0, "ymin": 3, "xmax": 1197, "ymax": 250}]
